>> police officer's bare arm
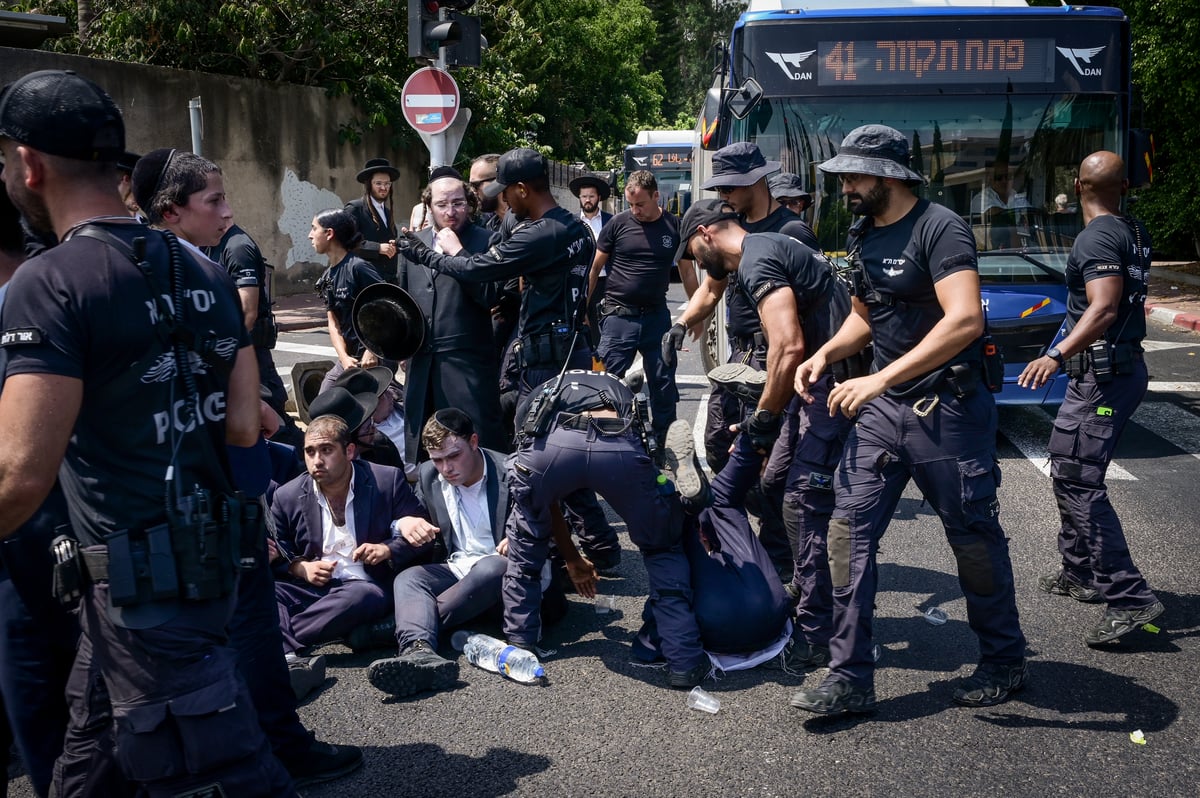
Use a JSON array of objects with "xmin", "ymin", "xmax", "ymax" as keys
[
  {"xmin": 794, "ymin": 296, "xmax": 874, "ymax": 399},
  {"xmin": 587, "ymin": 249, "xmax": 609, "ymax": 306},
  {"xmin": 1018, "ymin": 274, "xmax": 1122, "ymax": 390},
  {"xmin": 755, "ymin": 287, "xmax": 807, "ymax": 415},
  {"xmin": 0, "ymin": 373, "xmax": 81, "ymax": 538},
  {"xmin": 827, "ymin": 269, "xmax": 985, "ymax": 418},
  {"xmin": 675, "ymin": 272, "xmax": 725, "ymax": 335}
]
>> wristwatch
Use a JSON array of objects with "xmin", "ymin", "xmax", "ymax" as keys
[
  {"xmin": 752, "ymin": 408, "xmax": 778, "ymax": 424},
  {"xmin": 1045, "ymin": 347, "xmax": 1065, "ymax": 367}
]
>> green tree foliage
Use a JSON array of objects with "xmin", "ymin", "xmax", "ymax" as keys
[
  {"xmin": 645, "ymin": 0, "xmax": 746, "ymax": 123},
  {"xmin": 19, "ymin": 0, "xmax": 687, "ymax": 169},
  {"xmin": 1122, "ymin": 0, "xmax": 1200, "ymax": 258}
]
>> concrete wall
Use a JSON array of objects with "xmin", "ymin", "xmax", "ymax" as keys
[
  {"xmin": 0, "ymin": 48, "xmax": 424, "ymax": 295},
  {"xmin": 1, "ymin": 49, "xmax": 612, "ymax": 294}
]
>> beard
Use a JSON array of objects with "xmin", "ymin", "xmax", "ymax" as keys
[
  {"xmin": 846, "ymin": 177, "xmax": 890, "ymax": 217},
  {"xmin": 478, "ymin": 194, "xmax": 498, "ymax": 213},
  {"xmin": 580, "ymin": 199, "xmax": 599, "ymax": 214},
  {"xmin": 8, "ymin": 181, "xmax": 52, "ymax": 235}
]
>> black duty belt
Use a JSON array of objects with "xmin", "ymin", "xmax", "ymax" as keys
[
  {"xmin": 600, "ymin": 299, "xmax": 662, "ymax": 318},
  {"xmin": 730, "ymin": 332, "xmax": 766, "ymax": 352},
  {"xmin": 557, "ymin": 412, "xmax": 630, "ymax": 433}
]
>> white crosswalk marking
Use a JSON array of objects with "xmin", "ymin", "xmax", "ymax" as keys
[
  {"xmin": 1132, "ymin": 401, "xmax": 1200, "ymax": 462},
  {"xmin": 1141, "ymin": 340, "xmax": 1197, "ymax": 352},
  {"xmin": 999, "ymin": 406, "xmax": 1137, "ymax": 480},
  {"xmin": 275, "ymin": 341, "xmax": 337, "ymax": 357}
]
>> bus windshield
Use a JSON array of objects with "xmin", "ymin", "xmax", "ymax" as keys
[{"xmin": 731, "ymin": 92, "xmax": 1120, "ymax": 261}]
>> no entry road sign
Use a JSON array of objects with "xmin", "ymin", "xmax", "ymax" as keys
[{"xmin": 401, "ymin": 67, "xmax": 460, "ymax": 135}]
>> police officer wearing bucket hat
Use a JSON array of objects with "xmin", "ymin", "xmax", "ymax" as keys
[{"xmin": 790, "ymin": 124, "xmax": 1027, "ymax": 716}]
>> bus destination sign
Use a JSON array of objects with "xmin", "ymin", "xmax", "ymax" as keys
[{"xmin": 817, "ymin": 38, "xmax": 1055, "ymax": 87}]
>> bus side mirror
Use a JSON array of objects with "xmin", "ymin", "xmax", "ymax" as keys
[
  {"xmin": 699, "ymin": 87, "xmax": 726, "ymax": 151},
  {"xmin": 726, "ymin": 78, "xmax": 763, "ymax": 120}
]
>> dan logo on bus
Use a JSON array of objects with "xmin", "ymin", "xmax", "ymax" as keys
[
  {"xmin": 1056, "ymin": 45, "xmax": 1105, "ymax": 77},
  {"xmin": 766, "ymin": 50, "xmax": 816, "ymax": 80}
]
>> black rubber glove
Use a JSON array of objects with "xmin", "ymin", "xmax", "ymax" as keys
[
  {"xmin": 738, "ymin": 408, "xmax": 782, "ymax": 454},
  {"xmin": 661, "ymin": 323, "xmax": 687, "ymax": 370},
  {"xmin": 396, "ymin": 230, "xmax": 431, "ymax": 261}
]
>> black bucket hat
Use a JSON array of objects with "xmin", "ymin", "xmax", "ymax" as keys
[
  {"xmin": 818, "ymin": 125, "xmax": 925, "ymax": 185},
  {"xmin": 699, "ymin": 142, "xmax": 781, "ymax": 190},
  {"xmin": 768, "ymin": 172, "xmax": 811, "ymax": 202}
]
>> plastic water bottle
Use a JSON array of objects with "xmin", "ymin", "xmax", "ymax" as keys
[{"xmin": 450, "ymin": 631, "xmax": 545, "ymax": 683}]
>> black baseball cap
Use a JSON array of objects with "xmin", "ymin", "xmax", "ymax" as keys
[
  {"xmin": 675, "ymin": 199, "xmax": 739, "ymax": 262},
  {"xmin": 0, "ymin": 70, "xmax": 124, "ymax": 162},
  {"xmin": 484, "ymin": 147, "xmax": 547, "ymax": 199}
]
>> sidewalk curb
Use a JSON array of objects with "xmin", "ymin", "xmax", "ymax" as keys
[
  {"xmin": 1146, "ymin": 304, "xmax": 1200, "ymax": 331},
  {"xmin": 278, "ymin": 318, "xmax": 326, "ymax": 332}
]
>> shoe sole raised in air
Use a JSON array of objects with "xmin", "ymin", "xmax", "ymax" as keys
[{"xmin": 663, "ymin": 420, "xmax": 704, "ymax": 500}]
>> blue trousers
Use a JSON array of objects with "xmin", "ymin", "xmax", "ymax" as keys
[
  {"xmin": 520, "ymin": 348, "xmax": 622, "ymax": 563},
  {"xmin": 827, "ymin": 388, "xmax": 1026, "ymax": 687},
  {"xmin": 59, "ymin": 578, "xmax": 295, "ymax": 797},
  {"xmin": 782, "ymin": 377, "xmax": 851, "ymax": 649},
  {"xmin": 392, "ymin": 556, "xmax": 508, "ymax": 649},
  {"xmin": 275, "ymin": 577, "xmax": 390, "ymax": 654},
  {"xmin": 1049, "ymin": 360, "xmax": 1156, "ymax": 608},
  {"xmin": 596, "ymin": 303, "xmax": 678, "ymax": 439},
  {"xmin": 688, "ymin": 434, "xmax": 792, "ymax": 654},
  {"xmin": 504, "ymin": 419, "xmax": 706, "ymax": 671}
]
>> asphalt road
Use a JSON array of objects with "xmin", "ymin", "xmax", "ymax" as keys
[{"xmin": 8, "ymin": 287, "xmax": 1199, "ymax": 797}]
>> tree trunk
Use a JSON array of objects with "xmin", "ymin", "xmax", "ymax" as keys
[{"xmin": 77, "ymin": 0, "xmax": 94, "ymax": 43}]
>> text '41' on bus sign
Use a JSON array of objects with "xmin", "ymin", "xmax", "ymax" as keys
[{"xmin": 402, "ymin": 67, "xmax": 459, "ymax": 135}]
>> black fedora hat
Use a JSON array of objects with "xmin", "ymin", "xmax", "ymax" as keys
[
  {"xmin": 308, "ymin": 386, "xmax": 377, "ymax": 432},
  {"xmin": 333, "ymin": 365, "xmax": 394, "ymax": 397},
  {"xmin": 569, "ymin": 173, "xmax": 611, "ymax": 201},
  {"xmin": 352, "ymin": 282, "xmax": 427, "ymax": 361},
  {"xmin": 357, "ymin": 157, "xmax": 401, "ymax": 184}
]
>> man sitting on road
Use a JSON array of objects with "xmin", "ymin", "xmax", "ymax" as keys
[
  {"xmin": 366, "ymin": 409, "xmax": 582, "ymax": 698},
  {"xmin": 270, "ymin": 415, "xmax": 431, "ymax": 696}
]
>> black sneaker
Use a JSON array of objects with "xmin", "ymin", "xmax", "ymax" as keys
[
  {"xmin": 663, "ymin": 419, "xmax": 710, "ymax": 508},
  {"xmin": 790, "ymin": 675, "xmax": 876, "ymax": 715},
  {"xmin": 667, "ymin": 661, "xmax": 712, "ymax": 690},
  {"xmin": 583, "ymin": 548, "xmax": 622, "ymax": 573},
  {"xmin": 762, "ymin": 639, "xmax": 831, "ymax": 672},
  {"xmin": 345, "ymin": 617, "xmax": 398, "ymax": 652},
  {"xmin": 707, "ymin": 362, "xmax": 767, "ymax": 403},
  {"xmin": 1038, "ymin": 571, "xmax": 1101, "ymax": 603},
  {"xmin": 952, "ymin": 660, "xmax": 1028, "ymax": 707},
  {"xmin": 287, "ymin": 654, "xmax": 327, "ymax": 702},
  {"xmin": 287, "ymin": 740, "xmax": 364, "ymax": 789},
  {"xmin": 1084, "ymin": 600, "xmax": 1165, "ymax": 647},
  {"xmin": 367, "ymin": 640, "xmax": 459, "ymax": 697}
]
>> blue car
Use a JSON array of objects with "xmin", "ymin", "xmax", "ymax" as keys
[{"xmin": 979, "ymin": 250, "xmax": 1069, "ymax": 406}]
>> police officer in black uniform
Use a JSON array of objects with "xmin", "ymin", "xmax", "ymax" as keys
[
  {"xmin": 684, "ymin": 199, "xmax": 856, "ymax": 668},
  {"xmin": 399, "ymin": 147, "xmax": 622, "ymax": 569},
  {"xmin": 1018, "ymin": 150, "xmax": 1163, "ymax": 645},
  {"xmin": 790, "ymin": 125, "xmax": 1027, "ymax": 716},
  {"xmin": 0, "ymin": 70, "xmax": 295, "ymax": 795},
  {"xmin": 508, "ymin": 370, "xmax": 709, "ymax": 687}
]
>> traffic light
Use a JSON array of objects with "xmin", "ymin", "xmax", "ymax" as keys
[{"xmin": 408, "ymin": 1, "xmax": 481, "ymax": 64}]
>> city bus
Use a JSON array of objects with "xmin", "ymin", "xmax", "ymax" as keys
[
  {"xmin": 694, "ymin": 0, "xmax": 1149, "ymax": 404},
  {"xmin": 624, "ymin": 130, "xmax": 694, "ymax": 216}
]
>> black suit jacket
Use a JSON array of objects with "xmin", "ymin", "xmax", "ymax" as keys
[
  {"xmin": 271, "ymin": 460, "xmax": 429, "ymax": 584},
  {"xmin": 398, "ymin": 224, "xmax": 506, "ymax": 459},
  {"xmin": 413, "ymin": 448, "xmax": 510, "ymax": 562},
  {"xmin": 345, "ymin": 197, "xmax": 398, "ymax": 280}
]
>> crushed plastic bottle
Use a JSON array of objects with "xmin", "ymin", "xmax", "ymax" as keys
[
  {"xmin": 450, "ymin": 630, "xmax": 545, "ymax": 683},
  {"xmin": 923, "ymin": 607, "xmax": 948, "ymax": 626}
]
